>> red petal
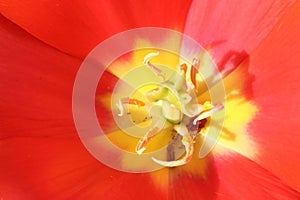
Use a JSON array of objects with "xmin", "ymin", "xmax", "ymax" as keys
[
  {"xmin": 246, "ymin": 1, "xmax": 300, "ymax": 192},
  {"xmin": 0, "ymin": 16, "xmax": 80, "ymax": 139},
  {"xmin": 183, "ymin": 0, "xmax": 296, "ymax": 71},
  {"xmin": 214, "ymin": 152, "xmax": 300, "ymax": 200},
  {"xmin": 0, "ymin": 137, "xmax": 168, "ymax": 199},
  {"xmin": 0, "ymin": 0, "xmax": 192, "ymax": 58},
  {"xmin": 0, "ymin": 15, "xmax": 162, "ymax": 199},
  {"xmin": 162, "ymin": 151, "xmax": 299, "ymax": 200},
  {"xmin": 167, "ymin": 155, "xmax": 219, "ymax": 200}
]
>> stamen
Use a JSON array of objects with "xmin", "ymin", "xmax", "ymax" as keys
[
  {"xmin": 173, "ymin": 69, "xmax": 186, "ymax": 91},
  {"xmin": 190, "ymin": 58, "xmax": 200, "ymax": 91},
  {"xmin": 117, "ymin": 52, "xmax": 225, "ymax": 168},
  {"xmin": 136, "ymin": 126, "xmax": 160, "ymax": 155},
  {"xmin": 116, "ymin": 97, "xmax": 145, "ymax": 116},
  {"xmin": 121, "ymin": 97, "xmax": 145, "ymax": 107},
  {"xmin": 152, "ymin": 125, "xmax": 194, "ymax": 167},
  {"xmin": 116, "ymin": 100, "xmax": 124, "ymax": 116},
  {"xmin": 143, "ymin": 52, "xmax": 160, "ymax": 64},
  {"xmin": 180, "ymin": 63, "xmax": 188, "ymax": 77},
  {"xmin": 143, "ymin": 52, "xmax": 166, "ymax": 80},
  {"xmin": 193, "ymin": 103, "xmax": 224, "ymax": 125}
]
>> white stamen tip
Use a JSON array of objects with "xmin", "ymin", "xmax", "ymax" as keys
[
  {"xmin": 116, "ymin": 100, "xmax": 124, "ymax": 116},
  {"xmin": 143, "ymin": 52, "xmax": 160, "ymax": 64},
  {"xmin": 193, "ymin": 58, "xmax": 199, "ymax": 68},
  {"xmin": 152, "ymin": 157, "xmax": 185, "ymax": 167},
  {"xmin": 136, "ymin": 147, "xmax": 146, "ymax": 155},
  {"xmin": 193, "ymin": 103, "xmax": 224, "ymax": 125}
]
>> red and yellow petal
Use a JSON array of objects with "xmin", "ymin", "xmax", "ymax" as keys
[
  {"xmin": 246, "ymin": 1, "xmax": 300, "ymax": 192},
  {"xmin": 213, "ymin": 61, "xmax": 258, "ymax": 159},
  {"xmin": 184, "ymin": 0, "xmax": 300, "ymax": 194},
  {"xmin": 0, "ymin": 0, "xmax": 192, "ymax": 58},
  {"xmin": 183, "ymin": 0, "xmax": 296, "ymax": 72},
  {"xmin": 1, "ymin": 0, "xmax": 300, "ymax": 198},
  {"xmin": 0, "ymin": 14, "xmax": 161, "ymax": 199}
]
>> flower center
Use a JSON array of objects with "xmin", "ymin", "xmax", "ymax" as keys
[{"xmin": 116, "ymin": 52, "xmax": 223, "ymax": 167}]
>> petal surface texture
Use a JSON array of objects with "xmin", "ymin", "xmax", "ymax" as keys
[
  {"xmin": 0, "ymin": 0, "xmax": 192, "ymax": 58},
  {"xmin": 183, "ymin": 0, "xmax": 296, "ymax": 71},
  {"xmin": 1, "ymin": 0, "xmax": 300, "ymax": 199},
  {"xmin": 246, "ymin": 1, "xmax": 300, "ymax": 193},
  {"xmin": 213, "ymin": 151, "xmax": 300, "ymax": 200}
]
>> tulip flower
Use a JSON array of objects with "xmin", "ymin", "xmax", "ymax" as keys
[{"xmin": 0, "ymin": 1, "xmax": 300, "ymax": 199}]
